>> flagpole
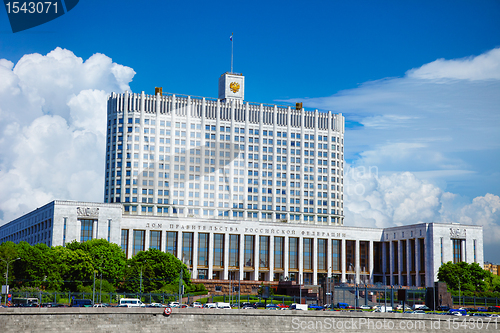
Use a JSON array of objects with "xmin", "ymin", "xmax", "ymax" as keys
[{"xmin": 231, "ymin": 32, "xmax": 233, "ymax": 73}]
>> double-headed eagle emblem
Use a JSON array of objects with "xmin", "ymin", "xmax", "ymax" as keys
[{"xmin": 230, "ymin": 82, "xmax": 240, "ymax": 93}]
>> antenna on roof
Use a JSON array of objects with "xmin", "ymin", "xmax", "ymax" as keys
[{"xmin": 230, "ymin": 32, "xmax": 234, "ymax": 73}]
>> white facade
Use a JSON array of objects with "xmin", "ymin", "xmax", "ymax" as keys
[
  {"xmin": 0, "ymin": 200, "xmax": 484, "ymax": 287},
  {"xmin": 105, "ymin": 77, "xmax": 345, "ymax": 226}
]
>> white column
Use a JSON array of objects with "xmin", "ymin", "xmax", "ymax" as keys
[
  {"xmin": 355, "ymin": 240, "xmax": 361, "ymax": 284},
  {"xmin": 239, "ymin": 234, "xmax": 244, "ymax": 280},
  {"xmin": 389, "ymin": 240, "xmax": 393, "ymax": 286},
  {"xmin": 369, "ymin": 240, "xmax": 374, "ymax": 284},
  {"xmin": 161, "ymin": 230, "xmax": 167, "ymax": 253},
  {"xmin": 254, "ymin": 235, "xmax": 260, "ymax": 280},
  {"xmin": 269, "ymin": 236, "xmax": 274, "ymax": 281},
  {"xmin": 461, "ymin": 240, "xmax": 466, "ymax": 262},
  {"xmin": 284, "ymin": 235, "xmax": 289, "ymax": 279},
  {"xmin": 223, "ymin": 233, "xmax": 230, "ymax": 280},
  {"xmin": 127, "ymin": 229, "xmax": 134, "ymax": 259},
  {"xmin": 176, "ymin": 231, "xmax": 183, "ymax": 260},
  {"xmin": 327, "ymin": 238, "xmax": 332, "ymax": 278},
  {"xmin": 144, "ymin": 230, "xmax": 150, "ymax": 251},
  {"xmin": 192, "ymin": 231, "xmax": 198, "ymax": 279},
  {"xmin": 341, "ymin": 238, "xmax": 346, "ymax": 283},
  {"xmin": 208, "ymin": 232, "xmax": 214, "ymax": 280},
  {"xmin": 313, "ymin": 237, "xmax": 318, "ymax": 285},
  {"xmin": 298, "ymin": 236, "xmax": 304, "ymax": 284}
]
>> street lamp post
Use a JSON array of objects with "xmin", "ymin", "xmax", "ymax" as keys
[
  {"xmin": 455, "ymin": 274, "xmax": 461, "ymax": 307},
  {"xmin": 2, "ymin": 257, "xmax": 20, "ymax": 305}
]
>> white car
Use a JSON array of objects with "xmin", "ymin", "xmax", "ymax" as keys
[
  {"xmin": 360, "ymin": 305, "xmax": 371, "ymax": 310},
  {"xmin": 191, "ymin": 302, "xmax": 203, "ymax": 308},
  {"xmin": 168, "ymin": 302, "xmax": 180, "ymax": 308}
]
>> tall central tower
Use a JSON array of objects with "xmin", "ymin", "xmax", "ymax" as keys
[{"xmin": 218, "ymin": 72, "xmax": 245, "ymax": 103}]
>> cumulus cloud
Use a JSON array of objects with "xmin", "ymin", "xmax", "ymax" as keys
[
  {"xmin": 0, "ymin": 47, "xmax": 134, "ymax": 224},
  {"xmin": 345, "ymin": 166, "xmax": 500, "ymax": 254},
  {"xmin": 407, "ymin": 48, "xmax": 500, "ymax": 81},
  {"xmin": 282, "ymin": 48, "xmax": 500, "ymax": 261}
]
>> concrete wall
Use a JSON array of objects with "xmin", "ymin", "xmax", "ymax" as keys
[{"xmin": 1, "ymin": 308, "xmax": 497, "ymax": 333}]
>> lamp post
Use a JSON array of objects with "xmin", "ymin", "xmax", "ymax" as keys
[
  {"xmin": 455, "ymin": 274, "xmax": 461, "ymax": 307},
  {"xmin": 2, "ymin": 257, "xmax": 20, "ymax": 305}
]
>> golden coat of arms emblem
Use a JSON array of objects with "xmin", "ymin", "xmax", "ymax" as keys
[{"xmin": 229, "ymin": 82, "xmax": 240, "ymax": 93}]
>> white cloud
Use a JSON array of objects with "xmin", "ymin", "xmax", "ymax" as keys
[
  {"xmin": 407, "ymin": 48, "xmax": 500, "ymax": 81},
  {"xmin": 283, "ymin": 48, "xmax": 500, "ymax": 261},
  {"xmin": 345, "ymin": 167, "xmax": 500, "ymax": 259},
  {"xmin": 0, "ymin": 48, "xmax": 134, "ymax": 224}
]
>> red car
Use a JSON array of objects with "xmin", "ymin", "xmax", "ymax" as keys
[{"xmin": 276, "ymin": 303, "xmax": 289, "ymax": 308}]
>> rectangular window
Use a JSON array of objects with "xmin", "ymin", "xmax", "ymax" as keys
[
  {"xmin": 346, "ymin": 240, "xmax": 355, "ymax": 272},
  {"xmin": 132, "ymin": 230, "xmax": 145, "ymax": 256},
  {"xmin": 182, "ymin": 232, "xmax": 193, "ymax": 266},
  {"xmin": 289, "ymin": 237, "xmax": 298, "ymax": 270},
  {"xmin": 150, "ymin": 230, "xmax": 161, "ymax": 250},
  {"xmin": 229, "ymin": 234, "xmax": 239, "ymax": 267},
  {"xmin": 385, "ymin": 242, "xmax": 390, "ymax": 273},
  {"xmin": 244, "ymin": 235, "xmax": 254, "ymax": 267},
  {"xmin": 79, "ymin": 219, "xmax": 94, "ymax": 242},
  {"xmin": 373, "ymin": 242, "xmax": 382, "ymax": 274},
  {"xmin": 198, "ymin": 233, "xmax": 209, "ymax": 267},
  {"xmin": 473, "ymin": 239, "xmax": 477, "ymax": 263},
  {"xmin": 317, "ymin": 239, "xmax": 327, "ymax": 271},
  {"xmin": 274, "ymin": 236, "xmax": 284, "ymax": 269},
  {"xmin": 63, "ymin": 217, "xmax": 67, "ymax": 246},
  {"xmin": 213, "ymin": 234, "xmax": 224, "ymax": 267},
  {"xmin": 332, "ymin": 239, "xmax": 341, "ymax": 272},
  {"xmin": 259, "ymin": 236, "xmax": 269, "ymax": 268},
  {"xmin": 121, "ymin": 229, "xmax": 129, "ymax": 257},
  {"xmin": 392, "ymin": 241, "xmax": 398, "ymax": 273},
  {"xmin": 419, "ymin": 238, "xmax": 425, "ymax": 272},
  {"xmin": 166, "ymin": 231, "xmax": 177, "ymax": 256},
  {"xmin": 453, "ymin": 239, "xmax": 462, "ymax": 263},
  {"xmin": 401, "ymin": 240, "xmax": 407, "ymax": 273},
  {"xmin": 303, "ymin": 238, "xmax": 313, "ymax": 271},
  {"xmin": 409, "ymin": 239, "xmax": 416, "ymax": 272},
  {"xmin": 360, "ymin": 241, "xmax": 369, "ymax": 273}
]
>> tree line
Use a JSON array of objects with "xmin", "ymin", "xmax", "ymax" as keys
[
  {"xmin": 0, "ymin": 239, "xmax": 205, "ymax": 295},
  {"xmin": 438, "ymin": 261, "xmax": 500, "ymax": 297}
]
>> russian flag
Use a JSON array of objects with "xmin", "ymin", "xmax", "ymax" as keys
[{"xmin": 230, "ymin": 35, "xmax": 233, "ymax": 41}]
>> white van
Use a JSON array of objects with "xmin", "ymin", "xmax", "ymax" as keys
[
  {"xmin": 119, "ymin": 298, "xmax": 145, "ymax": 307},
  {"xmin": 216, "ymin": 302, "xmax": 231, "ymax": 309}
]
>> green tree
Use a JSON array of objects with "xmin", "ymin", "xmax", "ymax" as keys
[
  {"xmin": 122, "ymin": 249, "xmax": 190, "ymax": 293},
  {"xmin": 66, "ymin": 239, "xmax": 127, "ymax": 285},
  {"xmin": 438, "ymin": 261, "xmax": 489, "ymax": 292},
  {"xmin": 0, "ymin": 241, "xmax": 19, "ymax": 286}
]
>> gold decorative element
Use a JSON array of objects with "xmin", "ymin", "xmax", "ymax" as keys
[{"xmin": 230, "ymin": 82, "xmax": 240, "ymax": 93}]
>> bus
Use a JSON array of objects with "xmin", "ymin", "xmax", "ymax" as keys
[{"xmin": 12, "ymin": 297, "xmax": 39, "ymax": 307}]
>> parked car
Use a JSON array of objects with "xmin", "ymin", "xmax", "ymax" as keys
[
  {"xmin": 71, "ymin": 299, "xmax": 93, "ymax": 307},
  {"xmin": 191, "ymin": 302, "xmax": 203, "ymax": 308},
  {"xmin": 168, "ymin": 302, "xmax": 180, "ymax": 308},
  {"xmin": 410, "ymin": 310, "xmax": 426, "ymax": 314},
  {"xmin": 335, "ymin": 302, "xmax": 349, "ymax": 309},
  {"xmin": 437, "ymin": 305, "xmax": 450, "ymax": 311},
  {"xmin": 359, "ymin": 305, "xmax": 371, "ymax": 310},
  {"xmin": 266, "ymin": 304, "xmax": 280, "ymax": 310},
  {"xmin": 308, "ymin": 304, "xmax": 324, "ymax": 311},
  {"xmin": 488, "ymin": 306, "xmax": 500, "ymax": 312}
]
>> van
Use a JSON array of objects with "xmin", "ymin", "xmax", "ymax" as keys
[
  {"xmin": 216, "ymin": 302, "xmax": 231, "ymax": 309},
  {"xmin": 71, "ymin": 299, "xmax": 93, "ymax": 307},
  {"xmin": 119, "ymin": 298, "xmax": 145, "ymax": 308},
  {"xmin": 290, "ymin": 303, "xmax": 308, "ymax": 311},
  {"xmin": 373, "ymin": 306, "xmax": 393, "ymax": 313}
]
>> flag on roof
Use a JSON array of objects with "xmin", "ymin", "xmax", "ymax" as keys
[{"xmin": 230, "ymin": 35, "xmax": 233, "ymax": 41}]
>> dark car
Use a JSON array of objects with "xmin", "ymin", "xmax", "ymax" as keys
[
  {"xmin": 253, "ymin": 302, "xmax": 266, "ymax": 308},
  {"xmin": 488, "ymin": 306, "xmax": 500, "ymax": 312},
  {"xmin": 437, "ymin": 305, "xmax": 450, "ymax": 311},
  {"xmin": 70, "ymin": 299, "xmax": 93, "ymax": 307}
]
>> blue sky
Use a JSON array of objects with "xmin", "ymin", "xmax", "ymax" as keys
[{"xmin": 1, "ymin": 1, "xmax": 500, "ymax": 261}]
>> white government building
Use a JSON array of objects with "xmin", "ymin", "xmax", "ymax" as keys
[{"xmin": 0, "ymin": 72, "xmax": 484, "ymax": 288}]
